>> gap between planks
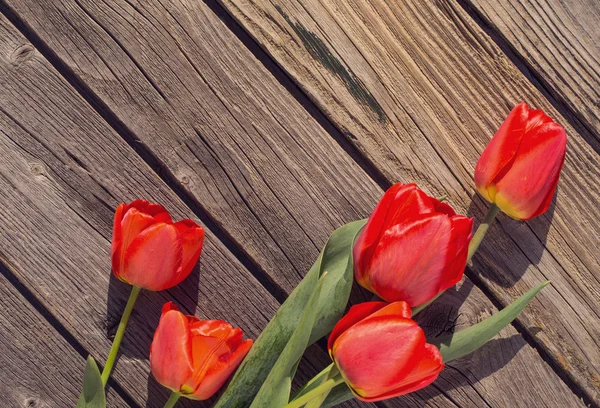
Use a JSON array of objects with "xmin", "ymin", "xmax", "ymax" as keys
[
  {"xmin": 454, "ymin": 0, "xmax": 600, "ymax": 151},
  {"xmin": 0, "ymin": 1, "xmax": 584, "ymax": 406},
  {"xmin": 0, "ymin": 259, "xmax": 141, "ymax": 407}
]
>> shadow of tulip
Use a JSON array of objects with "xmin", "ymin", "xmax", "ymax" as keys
[
  {"xmin": 414, "ymin": 277, "xmax": 476, "ymax": 341},
  {"xmin": 106, "ymin": 261, "xmax": 202, "ymax": 361},
  {"xmin": 466, "ymin": 190, "xmax": 555, "ymax": 287},
  {"xmin": 406, "ymin": 334, "xmax": 527, "ymax": 405},
  {"xmin": 105, "ymin": 260, "xmax": 201, "ymax": 408}
]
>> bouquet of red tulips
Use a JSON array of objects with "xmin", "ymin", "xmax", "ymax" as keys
[{"xmin": 77, "ymin": 102, "xmax": 567, "ymax": 407}]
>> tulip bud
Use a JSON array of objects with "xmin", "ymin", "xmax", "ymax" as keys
[
  {"xmin": 111, "ymin": 200, "xmax": 204, "ymax": 291},
  {"xmin": 328, "ymin": 302, "xmax": 443, "ymax": 402},
  {"xmin": 150, "ymin": 303, "xmax": 253, "ymax": 400},
  {"xmin": 474, "ymin": 102, "xmax": 567, "ymax": 220},
  {"xmin": 354, "ymin": 183, "xmax": 473, "ymax": 307}
]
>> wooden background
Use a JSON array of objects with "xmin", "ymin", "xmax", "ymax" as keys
[{"xmin": 0, "ymin": 0, "xmax": 597, "ymax": 406}]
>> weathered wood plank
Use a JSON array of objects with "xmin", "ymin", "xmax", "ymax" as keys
[
  {"xmin": 0, "ymin": 266, "xmax": 128, "ymax": 407},
  {"xmin": 0, "ymin": 14, "xmax": 346, "ymax": 408},
  {"xmin": 466, "ymin": 0, "xmax": 600, "ymax": 138},
  {"xmin": 0, "ymin": 0, "xmax": 586, "ymax": 406},
  {"xmin": 203, "ymin": 0, "xmax": 600, "ymax": 402}
]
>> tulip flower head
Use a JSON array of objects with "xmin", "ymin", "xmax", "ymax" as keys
[
  {"xmin": 354, "ymin": 183, "xmax": 473, "ymax": 307},
  {"xmin": 150, "ymin": 302, "xmax": 253, "ymax": 400},
  {"xmin": 111, "ymin": 200, "xmax": 204, "ymax": 291},
  {"xmin": 475, "ymin": 102, "xmax": 567, "ymax": 220},
  {"xmin": 328, "ymin": 301, "xmax": 443, "ymax": 402}
]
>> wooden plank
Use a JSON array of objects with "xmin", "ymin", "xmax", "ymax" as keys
[
  {"xmin": 197, "ymin": 0, "xmax": 600, "ymax": 402},
  {"xmin": 466, "ymin": 0, "xmax": 600, "ymax": 138},
  {"xmin": 0, "ymin": 0, "xmax": 586, "ymax": 406},
  {"xmin": 0, "ymin": 14, "xmax": 345, "ymax": 408},
  {"xmin": 0, "ymin": 266, "xmax": 128, "ymax": 407}
]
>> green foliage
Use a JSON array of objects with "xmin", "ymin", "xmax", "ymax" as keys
[
  {"xmin": 432, "ymin": 281, "xmax": 549, "ymax": 362},
  {"xmin": 76, "ymin": 356, "xmax": 106, "ymax": 408},
  {"xmin": 214, "ymin": 220, "xmax": 366, "ymax": 408},
  {"xmin": 250, "ymin": 275, "xmax": 325, "ymax": 407}
]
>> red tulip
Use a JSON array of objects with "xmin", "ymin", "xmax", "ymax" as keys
[
  {"xmin": 111, "ymin": 200, "xmax": 204, "ymax": 291},
  {"xmin": 474, "ymin": 102, "xmax": 567, "ymax": 220},
  {"xmin": 328, "ymin": 301, "xmax": 443, "ymax": 402},
  {"xmin": 150, "ymin": 302, "xmax": 253, "ymax": 400},
  {"xmin": 354, "ymin": 183, "xmax": 473, "ymax": 307}
]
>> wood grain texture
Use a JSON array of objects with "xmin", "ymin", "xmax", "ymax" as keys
[
  {"xmin": 0, "ymin": 0, "xmax": 586, "ymax": 406},
  {"xmin": 467, "ymin": 0, "xmax": 600, "ymax": 139},
  {"xmin": 0, "ymin": 14, "xmax": 347, "ymax": 408},
  {"xmin": 0, "ymin": 267, "xmax": 128, "ymax": 407},
  {"xmin": 210, "ymin": 0, "xmax": 600, "ymax": 402}
]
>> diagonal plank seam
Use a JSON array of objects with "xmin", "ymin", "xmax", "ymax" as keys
[
  {"xmin": 0, "ymin": 259, "xmax": 142, "ymax": 408},
  {"xmin": 464, "ymin": 262, "xmax": 598, "ymax": 407},
  {"xmin": 0, "ymin": 0, "xmax": 293, "ymax": 307},
  {"xmin": 454, "ymin": 0, "xmax": 600, "ymax": 154},
  {"xmin": 0, "ymin": 0, "xmax": 591, "ymax": 406},
  {"xmin": 201, "ymin": 0, "xmax": 392, "ymax": 189}
]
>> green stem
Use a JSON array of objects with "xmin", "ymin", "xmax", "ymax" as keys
[
  {"xmin": 304, "ymin": 365, "xmax": 340, "ymax": 408},
  {"xmin": 284, "ymin": 375, "xmax": 345, "ymax": 408},
  {"xmin": 163, "ymin": 392, "xmax": 181, "ymax": 408},
  {"xmin": 467, "ymin": 203, "xmax": 500, "ymax": 262},
  {"xmin": 101, "ymin": 285, "xmax": 141, "ymax": 386}
]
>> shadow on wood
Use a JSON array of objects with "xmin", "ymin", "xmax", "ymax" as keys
[
  {"xmin": 467, "ymin": 192, "xmax": 554, "ymax": 288},
  {"xmin": 106, "ymin": 262, "xmax": 202, "ymax": 361}
]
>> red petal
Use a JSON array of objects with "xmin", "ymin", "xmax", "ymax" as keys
[
  {"xmin": 123, "ymin": 223, "xmax": 183, "ymax": 290},
  {"xmin": 354, "ymin": 183, "xmax": 405, "ymax": 288},
  {"xmin": 110, "ymin": 203, "xmax": 126, "ymax": 260},
  {"xmin": 128, "ymin": 200, "xmax": 172, "ymax": 223},
  {"xmin": 358, "ymin": 344, "xmax": 443, "ymax": 401},
  {"xmin": 191, "ymin": 339, "xmax": 253, "ymax": 400},
  {"xmin": 475, "ymin": 103, "xmax": 529, "ymax": 201},
  {"xmin": 333, "ymin": 317, "xmax": 424, "ymax": 398},
  {"xmin": 173, "ymin": 220, "xmax": 205, "ymax": 284},
  {"xmin": 387, "ymin": 188, "xmax": 436, "ymax": 226},
  {"xmin": 183, "ymin": 328, "xmax": 231, "ymax": 392},
  {"xmin": 368, "ymin": 214, "xmax": 452, "ymax": 306},
  {"xmin": 494, "ymin": 122, "xmax": 566, "ymax": 219},
  {"xmin": 162, "ymin": 301, "xmax": 179, "ymax": 314},
  {"xmin": 435, "ymin": 215, "xmax": 473, "ymax": 292},
  {"xmin": 327, "ymin": 302, "xmax": 388, "ymax": 351},
  {"xmin": 431, "ymin": 199, "xmax": 456, "ymax": 216},
  {"xmin": 363, "ymin": 301, "xmax": 412, "ymax": 321},
  {"xmin": 150, "ymin": 308, "xmax": 193, "ymax": 392}
]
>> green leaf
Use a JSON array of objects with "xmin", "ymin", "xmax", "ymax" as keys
[
  {"xmin": 250, "ymin": 274, "xmax": 326, "ymax": 407},
  {"xmin": 322, "ymin": 383, "xmax": 354, "ymax": 408},
  {"xmin": 76, "ymin": 356, "xmax": 106, "ymax": 408},
  {"xmin": 290, "ymin": 363, "xmax": 334, "ymax": 402},
  {"xmin": 431, "ymin": 281, "xmax": 550, "ymax": 362},
  {"xmin": 215, "ymin": 219, "xmax": 366, "ymax": 408}
]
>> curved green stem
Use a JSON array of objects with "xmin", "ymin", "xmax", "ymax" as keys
[
  {"xmin": 284, "ymin": 375, "xmax": 345, "ymax": 408},
  {"xmin": 101, "ymin": 285, "xmax": 141, "ymax": 386},
  {"xmin": 163, "ymin": 392, "xmax": 181, "ymax": 408},
  {"xmin": 467, "ymin": 204, "xmax": 500, "ymax": 262},
  {"xmin": 304, "ymin": 365, "xmax": 340, "ymax": 408}
]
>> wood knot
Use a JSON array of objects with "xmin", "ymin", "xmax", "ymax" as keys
[
  {"xmin": 24, "ymin": 397, "xmax": 42, "ymax": 407},
  {"xmin": 10, "ymin": 44, "xmax": 35, "ymax": 66},
  {"xmin": 29, "ymin": 162, "xmax": 46, "ymax": 177}
]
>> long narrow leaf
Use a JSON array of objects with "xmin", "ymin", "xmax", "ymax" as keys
[
  {"xmin": 215, "ymin": 220, "xmax": 366, "ymax": 408},
  {"xmin": 431, "ymin": 281, "xmax": 549, "ymax": 362},
  {"xmin": 250, "ymin": 275, "xmax": 326, "ymax": 407}
]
